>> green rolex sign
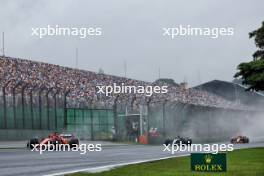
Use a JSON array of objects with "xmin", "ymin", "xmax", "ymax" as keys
[{"xmin": 191, "ymin": 153, "xmax": 226, "ymax": 172}]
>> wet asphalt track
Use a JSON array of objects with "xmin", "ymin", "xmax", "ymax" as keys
[{"xmin": 0, "ymin": 142, "xmax": 263, "ymax": 176}]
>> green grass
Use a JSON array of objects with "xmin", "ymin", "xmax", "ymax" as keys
[{"xmin": 69, "ymin": 148, "xmax": 264, "ymax": 176}]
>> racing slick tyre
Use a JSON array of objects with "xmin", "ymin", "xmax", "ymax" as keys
[
  {"xmin": 231, "ymin": 139, "xmax": 235, "ymax": 144},
  {"xmin": 27, "ymin": 138, "xmax": 39, "ymax": 149},
  {"xmin": 69, "ymin": 138, "xmax": 79, "ymax": 148},
  {"xmin": 49, "ymin": 140, "xmax": 61, "ymax": 150}
]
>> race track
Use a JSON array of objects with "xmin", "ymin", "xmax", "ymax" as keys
[{"xmin": 0, "ymin": 142, "xmax": 263, "ymax": 176}]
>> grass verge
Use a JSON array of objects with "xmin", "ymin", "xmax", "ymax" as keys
[{"xmin": 69, "ymin": 147, "xmax": 264, "ymax": 176}]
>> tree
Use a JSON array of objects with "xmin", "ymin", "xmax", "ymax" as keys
[{"xmin": 234, "ymin": 21, "xmax": 264, "ymax": 91}]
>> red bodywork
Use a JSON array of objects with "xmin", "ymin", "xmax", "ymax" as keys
[
  {"xmin": 31, "ymin": 132, "xmax": 78, "ymax": 147},
  {"xmin": 27, "ymin": 132, "xmax": 79, "ymax": 149},
  {"xmin": 39, "ymin": 132, "xmax": 71, "ymax": 145}
]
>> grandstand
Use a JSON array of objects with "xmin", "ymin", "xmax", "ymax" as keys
[{"xmin": 0, "ymin": 56, "xmax": 252, "ymax": 110}]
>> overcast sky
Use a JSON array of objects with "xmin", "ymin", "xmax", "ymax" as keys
[{"xmin": 0, "ymin": 0, "xmax": 263, "ymax": 86}]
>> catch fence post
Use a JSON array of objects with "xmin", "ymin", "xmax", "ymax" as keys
[
  {"xmin": 63, "ymin": 90, "xmax": 70, "ymax": 130},
  {"xmin": 162, "ymin": 100, "xmax": 168, "ymax": 137},
  {"xmin": 2, "ymin": 85, "xmax": 7, "ymax": 129},
  {"xmin": 90, "ymin": 109, "xmax": 94, "ymax": 140},
  {"xmin": 21, "ymin": 84, "xmax": 28, "ymax": 129},
  {"xmin": 46, "ymin": 88, "xmax": 53, "ymax": 130},
  {"xmin": 38, "ymin": 87, "xmax": 45, "ymax": 129},
  {"xmin": 30, "ymin": 85, "xmax": 37, "ymax": 129},
  {"xmin": 12, "ymin": 81, "xmax": 22, "ymax": 128},
  {"xmin": 146, "ymin": 97, "xmax": 152, "ymax": 144},
  {"xmin": 54, "ymin": 90, "xmax": 58, "ymax": 130},
  {"xmin": 113, "ymin": 95, "xmax": 119, "ymax": 140}
]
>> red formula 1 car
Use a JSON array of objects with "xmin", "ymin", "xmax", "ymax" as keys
[
  {"xmin": 231, "ymin": 135, "xmax": 249, "ymax": 144},
  {"xmin": 27, "ymin": 132, "xmax": 79, "ymax": 149}
]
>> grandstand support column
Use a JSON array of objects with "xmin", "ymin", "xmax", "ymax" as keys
[
  {"xmin": 12, "ymin": 81, "xmax": 22, "ymax": 128},
  {"xmin": 38, "ymin": 87, "xmax": 45, "ymax": 129},
  {"xmin": 46, "ymin": 88, "xmax": 53, "ymax": 130},
  {"xmin": 21, "ymin": 84, "xmax": 27, "ymax": 129},
  {"xmin": 2, "ymin": 85, "xmax": 7, "ymax": 129},
  {"xmin": 63, "ymin": 89, "xmax": 70, "ymax": 130},
  {"xmin": 113, "ymin": 95, "xmax": 119, "ymax": 141}
]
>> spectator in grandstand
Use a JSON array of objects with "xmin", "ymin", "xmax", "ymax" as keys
[{"xmin": 0, "ymin": 56, "xmax": 252, "ymax": 111}]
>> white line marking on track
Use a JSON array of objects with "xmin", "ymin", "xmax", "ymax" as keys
[{"xmin": 43, "ymin": 154, "xmax": 190, "ymax": 176}]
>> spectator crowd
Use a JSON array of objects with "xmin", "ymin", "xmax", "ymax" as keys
[{"xmin": 0, "ymin": 56, "xmax": 252, "ymax": 110}]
